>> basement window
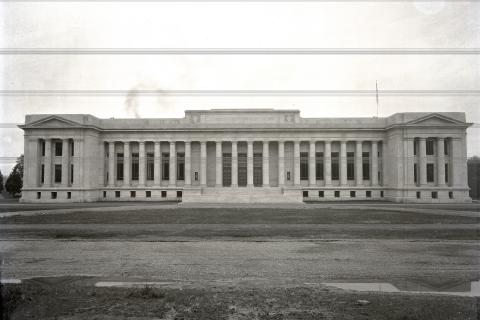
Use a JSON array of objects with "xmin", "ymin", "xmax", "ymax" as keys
[
  {"xmin": 67, "ymin": 192, "xmax": 71, "ymax": 199},
  {"xmin": 416, "ymin": 191, "xmax": 421, "ymax": 199},
  {"xmin": 334, "ymin": 191, "xmax": 340, "ymax": 198},
  {"xmin": 318, "ymin": 191, "xmax": 324, "ymax": 198},
  {"xmin": 431, "ymin": 191, "xmax": 438, "ymax": 199},
  {"xmin": 115, "ymin": 191, "xmax": 120, "ymax": 198},
  {"xmin": 37, "ymin": 192, "xmax": 41, "ymax": 199},
  {"xmin": 449, "ymin": 191, "xmax": 453, "ymax": 199},
  {"xmin": 161, "ymin": 191, "xmax": 167, "ymax": 198},
  {"xmin": 350, "ymin": 191, "xmax": 356, "ymax": 198},
  {"xmin": 303, "ymin": 191, "xmax": 308, "ymax": 198},
  {"xmin": 146, "ymin": 191, "xmax": 151, "ymax": 198},
  {"xmin": 51, "ymin": 192, "xmax": 57, "ymax": 199},
  {"xmin": 366, "ymin": 191, "xmax": 372, "ymax": 198}
]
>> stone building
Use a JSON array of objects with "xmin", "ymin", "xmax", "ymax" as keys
[{"xmin": 19, "ymin": 109, "xmax": 472, "ymax": 203}]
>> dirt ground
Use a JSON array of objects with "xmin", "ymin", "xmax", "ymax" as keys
[{"xmin": 1, "ymin": 204, "xmax": 479, "ymax": 319}]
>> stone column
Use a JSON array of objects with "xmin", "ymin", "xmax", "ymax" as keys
[
  {"xmin": 278, "ymin": 141, "xmax": 285, "ymax": 186},
  {"xmin": 169, "ymin": 141, "xmax": 176, "ymax": 187},
  {"xmin": 215, "ymin": 141, "xmax": 223, "ymax": 187},
  {"xmin": 247, "ymin": 140, "xmax": 254, "ymax": 187},
  {"xmin": 138, "ymin": 141, "xmax": 146, "ymax": 186},
  {"xmin": 123, "ymin": 141, "xmax": 131, "ymax": 186},
  {"xmin": 340, "ymin": 140, "xmax": 347, "ymax": 186},
  {"xmin": 185, "ymin": 141, "xmax": 191, "ymax": 186},
  {"xmin": 308, "ymin": 141, "xmax": 316, "ymax": 186},
  {"xmin": 44, "ymin": 138, "xmax": 52, "ymax": 187},
  {"xmin": 437, "ymin": 138, "xmax": 446, "ymax": 186},
  {"xmin": 324, "ymin": 141, "xmax": 332, "ymax": 186},
  {"xmin": 72, "ymin": 139, "xmax": 82, "ymax": 187},
  {"xmin": 231, "ymin": 141, "xmax": 238, "ymax": 187},
  {"xmin": 355, "ymin": 141, "xmax": 363, "ymax": 186},
  {"xmin": 200, "ymin": 141, "xmax": 207, "ymax": 186},
  {"xmin": 61, "ymin": 139, "xmax": 69, "ymax": 187},
  {"xmin": 293, "ymin": 140, "xmax": 300, "ymax": 186},
  {"xmin": 154, "ymin": 142, "xmax": 161, "ymax": 185},
  {"xmin": 108, "ymin": 142, "xmax": 115, "ymax": 186},
  {"xmin": 371, "ymin": 141, "xmax": 379, "ymax": 186},
  {"xmin": 419, "ymin": 138, "xmax": 427, "ymax": 186},
  {"xmin": 262, "ymin": 141, "xmax": 269, "ymax": 187}
]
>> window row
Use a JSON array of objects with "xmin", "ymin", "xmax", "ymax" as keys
[
  {"xmin": 302, "ymin": 190, "xmax": 385, "ymax": 198},
  {"xmin": 40, "ymin": 140, "xmax": 74, "ymax": 157},
  {"xmin": 102, "ymin": 190, "xmax": 182, "ymax": 198},
  {"xmin": 40, "ymin": 164, "xmax": 74, "ymax": 184},
  {"xmin": 413, "ymin": 163, "xmax": 449, "ymax": 183},
  {"xmin": 413, "ymin": 138, "xmax": 450, "ymax": 156}
]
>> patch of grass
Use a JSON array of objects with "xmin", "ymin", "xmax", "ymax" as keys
[{"xmin": 126, "ymin": 285, "xmax": 165, "ymax": 299}]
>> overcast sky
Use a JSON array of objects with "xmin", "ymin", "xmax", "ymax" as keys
[{"xmin": 0, "ymin": 1, "xmax": 479, "ymax": 174}]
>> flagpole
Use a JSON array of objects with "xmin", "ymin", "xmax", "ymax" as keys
[{"xmin": 376, "ymin": 81, "xmax": 379, "ymax": 117}]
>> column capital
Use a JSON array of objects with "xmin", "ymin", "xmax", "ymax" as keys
[
  {"xmin": 138, "ymin": 141, "xmax": 145, "ymax": 145},
  {"xmin": 356, "ymin": 140, "xmax": 364, "ymax": 144}
]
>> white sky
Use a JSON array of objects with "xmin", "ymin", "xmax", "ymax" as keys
[{"xmin": 0, "ymin": 1, "xmax": 479, "ymax": 174}]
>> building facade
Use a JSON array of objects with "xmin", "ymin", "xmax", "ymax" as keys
[{"xmin": 20, "ymin": 109, "xmax": 472, "ymax": 203}]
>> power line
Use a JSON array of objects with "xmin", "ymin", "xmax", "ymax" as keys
[
  {"xmin": 1, "ymin": 48, "xmax": 480, "ymax": 55},
  {"xmin": 1, "ymin": 89, "xmax": 480, "ymax": 97}
]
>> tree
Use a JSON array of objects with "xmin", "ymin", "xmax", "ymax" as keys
[
  {"xmin": 0, "ymin": 169, "xmax": 3, "ymax": 193},
  {"xmin": 5, "ymin": 155, "xmax": 24, "ymax": 196}
]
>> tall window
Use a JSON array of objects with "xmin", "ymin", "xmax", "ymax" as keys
[
  {"xmin": 331, "ymin": 152, "xmax": 339, "ymax": 180},
  {"xmin": 300, "ymin": 152, "xmax": 308, "ymax": 180},
  {"xmin": 426, "ymin": 139, "xmax": 434, "ymax": 155},
  {"xmin": 70, "ymin": 140, "xmax": 74, "ymax": 156},
  {"xmin": 444, "ymin": 139, "xmax": 449, "ymax": 155},
  {"xmin": 362, "ymin": 152, "xmax": 370, "ymax": 180},
  {"xmin": 41, "ymin": 140, "xmax": 46, "ymax": 156},
  {"xmin": 117, "ymin": 153, "xmax": 124, "ymax": 180},
  {"xmin": 54, "ymin": 164, "xmax": 62, "ymax": 183},
  {"xmin": 347, "ymin": 152, "xmax": 354, "ymax": 180},
  {"xmin": 445, "ymin": 163, "xmax": 449, "ymax": 183},
  {"xmin": 41, "ymin": 164, "xmax": 45, "ymax": 183},
  {"xmin": 131, "ymin": 153, "xmax": 139, "ymax": 180},
  {"xmin": 162, "ymin": 152, "xmax": 170, "ymax": 180},
  {"xmin": 315, "ymin": 152, "xmax": 324, "ymax": 180},
  {"xmin": 426, "ymin": 163, "xmax": 435, "ymax": 182},
  {"xmin": 70, "ymin": 164, "xmax": 74, "ymax": 184},
  {"xmin": 55, "ymin": 142, "xmax": 62, "ymax": 156},
  {"xmin": 413, "ymin": 140, "xmax": 417, "ymax": 156},
  {"xmin": 177, "ymin": 152, "xmax": 185, "ymax": 180},
  {"xmin": 414, "ymin": 163, "xmax": 417, "ymax": 183},
  {"xmin": 147, "ymin": 153, "xmax": 154, "ymax": 180}
]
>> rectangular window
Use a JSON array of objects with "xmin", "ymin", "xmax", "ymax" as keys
[
  {"xmin": 347, "ymin": 152, "xmax": 354, "ymax": 180},
  {"xmin": 302, "ymin": 191, "xmax": 308, "ymax": 198},
  {"xmin": 115, "ymin": 191, "xmax": 120, "ymax": 198},
  {"xmin": 103, "ymin": 191, "xmax": 107, "ymax": 198},
  {"xmin": 413, "ymin": 140, "xmax": 417, "ymax": 156},
  {"xmin": 300, "ymin": 152, "xmax": 309, "ymax": 180},
  {"xmin": 41, "ymin": 164, "xmax": 45, "ymax": 183},
  {"xmin": 416, "ymin": 191, "xmax": 421, "ymax": 199},
  {"xmin": 444, "ymin": 139, "xmax": 449, "ymax": 155},
  {"xmin": 315, "ymin": 152, "xmax": 324, "ymax": 180},
  {"xmin": 41, "ymin": 140, "xmax": 46, "ymax": 156},
  {"xmin": 71, "ymin": 140, "xmax": 74, "ymax": 156},
  {"xmin": 162, "ymin": 153, "xmax": 170, "ymax": 180},
  {"xmin": 130, "ymin": 191, "xmax": 136, "ymax": 198},
  {"xmin": 318, "ymin": 191, "xmax": 324, "ymax": 198},
  {"xmin": 287, "ymin": 171, "xmax": 291, "ymax": 181},
  {"xmin": 51, "ymin": 192, "xmax": 57, "ymax": 199},
  {"xmin": 426, "ymin": 163, "xmax": 435, "ymax": 183},
  {"xmin": 426, "ymin": 139, "xmax": 434, "ymax": 155},
  {"xmin": 55, "ymin": 142, "xmax": 62, "ymax": 156},
  {"xmin": 194, "ymin": 172, "xmax": 198, "ymax": 181},
  {"xmin": 131, "ymin": 153, "xmax": 139, "ymax": 181},
  {"xmin": 177, "ymin": 191, "xmax": 182, "ymax": 198},
  {"xmin": 67, "ymin": 192, "xmax": 71, "ymax": 199},
  {"xmin": 147, "ymin": 153, "xmax": 154, "ymax": 180},
  {"xmin": 445, "ymin": 163, "xmax": 449, "ymax": 184},
  {"xmin": 334, "ymin": 190, "xmax": 340, "ymax": 198},
  {"xmin": 449, "ymin": 191, "xmax": 453, "ymax": 199},
  {"xmin": 161, "ymin": 191, "xmax": 167, "ymax": 198},
  {"xmin": 37, "ymin": 192, "xmax": 41, "ymax": 199},
  {"xmin": 362, "ymin": 152, "xmax": 370, "ymax": 180},
  {"xmin": 350, "ymin": 191, "xmax": 356, "ymax": 198},
  {"xmin": 117, "ymin": 153, "xmax": 124, "ymax": 180},
  {"xmin": 223, "ymin": 153, "xmax": 232, "ymax": 187},
  {"xmin": 146, "ymin": 191, "xmax": 151, "ymax": 198},
  {"xmin": 177, "ymin": 152, "xmax": 185, "ymax": 180},
  {"xmin": 380, "ymin": 191, "xmax": 384, "ymax": 198},
  {"xmin": 70, "ymin": 164, "xmax": 74, "ymax": 184},
  {"xmin": 54, "ymin": 164, "xmax": 62, "ymax": 183},
  {"xmin": 331, "ymin": 152, "xmax": 339, "ymax": 180},
  {"xmin": 366, "ymin": 190, "xmax": 372, "ymax": 198},
  {"xmin": 414, "ymin": 164, "xmax": 418, "ymax": 183},
  {"xmin": 432, "ymin": 191, "xmax": 438, "ymax": 199}
]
